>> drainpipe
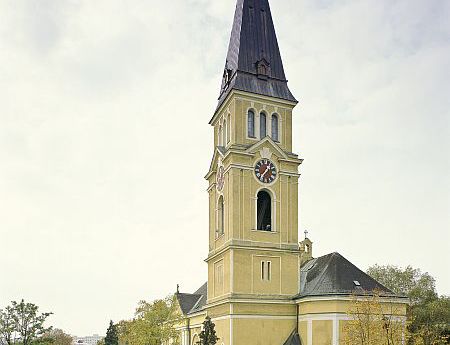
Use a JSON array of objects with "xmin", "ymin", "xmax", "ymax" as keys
[{"xmin": 187, "ymin": 318, "xmax": 191, "ymax": 345}]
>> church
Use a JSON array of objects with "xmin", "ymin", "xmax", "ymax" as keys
[{"xmin": 173, "ymin": 0, "xmax": 407, "ymax": 344}]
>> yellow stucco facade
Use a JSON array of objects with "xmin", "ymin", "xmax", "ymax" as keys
[
  {"xmin": 170, "ymin": 1, "xmax": 407, "ymax": 344},
  {"xmin": 171, "ymin": 88, "xmax": 408, "ymax": 345}
]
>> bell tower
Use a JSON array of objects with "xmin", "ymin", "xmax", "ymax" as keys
[{"xmin": 205, "ymin": 0, "xmax": 302, "ymax": 304}]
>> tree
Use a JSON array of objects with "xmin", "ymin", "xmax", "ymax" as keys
[
  {"xmin": 0, "ymin": 306, "xmax": 15, "ymax": 345},
  {"xmin": 0, "ymin": 300, "xmax": 52, "ymax": 345},
  {"xmin": 116, "ymin": 296, "xmax": 179, "ymax": 345},
  {"xmin": 196, "ymin": 317, "xmax": 219, "ymax": 345},
  {"xmin": 410, "ymin": 296, "xmax": 450, "ymax": 345},
  {"xmin": 367, "ymin": 265, "xmax": 449, "ymax": 345},
  {"xmin": 33, "ymin": 328, "xmax": 73, "ymax": 345},
  {"xmin": 367, "ymin": 265, "xmax": 437, "ymax": 305},
  {"xmin": 105, "ymin": 321, "xmax": 118, "ymax": 345},
  {"xmin": 342, "ymin": 291, "xmax": 407, "ymax": 345},
  {"xmin": 43, "ymin": 329, "xmax": 73, "ymax": 345}
]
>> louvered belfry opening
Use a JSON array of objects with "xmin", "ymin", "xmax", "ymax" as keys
[{"xmin": 257, "ymin": 190, "xmax": 271, "ymax": 231}]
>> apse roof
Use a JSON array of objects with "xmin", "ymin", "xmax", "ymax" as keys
[
  {"xmin": 297, "ymin": 252, "xmax": 400, "ymax": 298},
  {"xmin": 217, "ymin": 0, "xmax": 297, "ymax": 111}
]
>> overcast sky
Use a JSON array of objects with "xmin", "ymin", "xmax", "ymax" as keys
[{"xmin": 0, "ymin": 0, "xmax": 449, "ymax": 337}]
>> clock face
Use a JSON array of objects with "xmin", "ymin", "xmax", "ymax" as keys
[
  {"xmin": 216, "ymin": 166, "xmax": 225, "ymax": 191},
  {"xmin": 255, "ymin": 159, "xmax": 277, "ymax": 184}
]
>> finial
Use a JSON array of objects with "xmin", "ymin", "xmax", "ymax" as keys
[
  {"xmin": 176, "ymin": 284, "xmax": 179, "ymax": 294},
  {"xmin": 304, "ymin": 229, "xmax": 309, "ymax": 239}
]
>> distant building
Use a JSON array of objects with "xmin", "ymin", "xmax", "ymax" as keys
[{"xmin": 72, "ymin": 335, "xmax": 103, "ymax": 345}]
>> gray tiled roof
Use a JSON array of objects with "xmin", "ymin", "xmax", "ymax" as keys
[
  {"xmin": 176, "ymin": 282, "xmax": 207, "ymax": 315},
  {"xmin": 283, "ymin": 331, "xmax": 302, "ymax": 345},
  {"xmin": 217, "ymin": 0, "xmax": 297, "ymax": 110},
  {"xmin": 298, "ymin": 252, "xmax": 396, "ymax": 298}
]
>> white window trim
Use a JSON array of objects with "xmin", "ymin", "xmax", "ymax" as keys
[
  {"xmin": 254, "ymin": 187, "xmax": 277, "ymax": 232},
  {"xmin": 261, "ymin": 260, "xmax": 272, "ymax": 281},
  {"xmin": 216, "ymin": 195, "xmax": 225, "ymax": 239},
  {"xmin": 227, "ymin": 113, "xmax": 231, "ymax": 144},
  {"xmin": 259, "ymin": 111, "xmax": 268, "ymax": 139},
  {"xmin": 246, "ymin": 108, "xmax": 257, "ymax": 140},
  {"xmin": 271, "ymin": 113, "xmax": 282, "ymax": 143},
  {"xmin": 218, "ymin": 124, "xmax": 223, "ymax": 146},
  {"xmin": 222, "ymin": 118, "xmax": 227, "ymax": 147}
]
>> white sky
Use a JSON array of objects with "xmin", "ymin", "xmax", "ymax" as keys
[{"xmin": 0, "ymin": 0, "xmax": 449, "ymax": 337}]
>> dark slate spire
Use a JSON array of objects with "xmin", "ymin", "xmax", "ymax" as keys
[{"xmin": 217, "ymin": 0, "xmax": 297, "ymax": 109}]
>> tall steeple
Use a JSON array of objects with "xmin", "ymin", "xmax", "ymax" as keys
[{"xmin": 218, "ymin": 0, "xmax": 297, "ymax": 109}]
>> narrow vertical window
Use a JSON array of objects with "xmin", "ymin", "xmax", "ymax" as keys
[
  {"xmin": 227, "ymin": 114, "xmax": 231, "ymax": 143},
  {"xmin": 218, "ymin": 196, "xmax": 224, "ymax": 235},
  {"xmin": 223, "ymin": 120, "xmax": 227, "ymax": 146},
  {"xmin": 260, "ymin": 113, "xmax": 267, "ymax": 139},
  {"xmin": 218, "ymin": 125, "xmax": 223, "ymax": 146},
  {"xmin": 248, "ymin": 110, "xmax": 255, "ymax": 138},
  {"xmin": 261, "ymin": 261, "xmax": 265, "ymax": 280},
  {"xmin": 257, "ymin": 190, "xmax": 272, "ymax": 231},
  {"xmin": 271, "ymin": 114, "xmax": 279, "ymax": 141},
  {"xmin": 261, "ymin": 261, "xmax": 272, "ymax": 281}
]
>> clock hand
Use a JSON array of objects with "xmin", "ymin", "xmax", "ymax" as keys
[{"xmin": 262, "ymin": 166, "xmax": 270, "ymax": 177}]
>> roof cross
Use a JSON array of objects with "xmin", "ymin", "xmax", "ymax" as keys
[{"xmin": 304, "ymin": 229, "xmax": 309, "ymax": 239}]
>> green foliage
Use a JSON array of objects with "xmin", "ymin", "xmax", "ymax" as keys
[
  {"xmin": 38, "ymin": 329, "xmax": 73, "ymax": 345},
  {"xmin": 105, "ymin": 321, "xmax": 118, "ymax": 345},
  {"xmin": 367, "ymin": 265, "xmax": 449, "ymax": 345},
  {"xmin": 367, "ymin": 265, "xmax": 438, "ymax": 305},
  {"xmin": 0, "ymin": 306, "xmax": 15, "ymax": 345},
  {"xmin": 0, "ymin": 300, "xmax": 52, "ymax": 345},
  {"xmin": 196, "ymin": 317, "xmax": 219, "ymax": 345},
  {"xmin": 116, "ymin": 296, "xmax": 179, "ymax": 345},
  {"xmin": 409, "ymin": 296, "xmax": 450, "ymax": 345}
]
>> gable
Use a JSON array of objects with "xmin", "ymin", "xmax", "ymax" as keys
[
  {"xmin": 174, "ymin": 283, "xmax": 208, "ymax": 315},
  {"xmin": 205, "ymin": 147, "xmax": 226, "ymax": 180},
  {"xmin": 245, "ymin": 136, "xmax": 289, "ymax": 160}
]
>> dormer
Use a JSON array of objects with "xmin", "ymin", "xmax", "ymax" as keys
[{"xmin": 256, "ymin": 58, "xmax": 271, "ymax": 80}]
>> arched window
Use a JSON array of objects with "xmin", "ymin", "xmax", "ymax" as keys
[
  {"xmin": 257, "ymin": 190, "xmax": 271, "ymax": 231},
  {"xmin": 226, "ymin": 114, "xmax": 231, "ymax": 143},
  {"xmin": 248, "ymin": 110, "xmax": 255, "ymax": 138},
  {"xmin": 218, "ymin": 125, "xmax": 223, "ymax": 146},
  {"xmin": 271, "ymin": 114, "xmax": 279, "ymax": 141},
  {"xmin": 218, "ymin": 196, "xmax": 224, "ymax": 235},
  {"xmin": 223, "ymin": 120, "xmax": 227, "ymax": 146},
  {"xmin": 260, "ymin": 113, "xmax": 267, "ymax": 139}
]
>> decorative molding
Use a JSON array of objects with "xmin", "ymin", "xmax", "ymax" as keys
[
  {"xmin": 206, "ymin": 242, "xmax": 300, "ymax": 262},
  {"xmin": 212, "ymin": 314, "xmax": 297, "ymax": 322},
  {"xmin": 205, "ymin": 297, "xmax": 295, "ymax": 310},
  {"xmin": 260, "ymin": 147, "xmax": 272, "ymax": 159},
  {"xmin": 296, "ymin": 295, "xmax": 409, "ymax": 304},
  {"xmin": 211, "ymin": 89, "xmax": 296, "ymax": 124}
]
